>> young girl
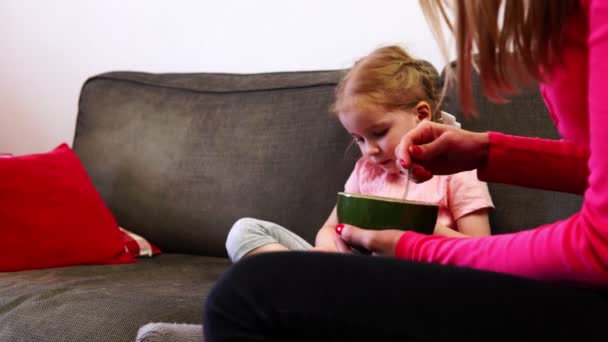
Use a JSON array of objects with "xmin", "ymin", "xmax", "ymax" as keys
[{"xmin": 225, "ymin": 45, "xmax": 494, "ymax": 262}]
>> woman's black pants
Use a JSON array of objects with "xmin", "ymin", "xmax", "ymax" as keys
[{"xmin": 203, "ymin": 252, "xmax": 608, "ymax": 341}]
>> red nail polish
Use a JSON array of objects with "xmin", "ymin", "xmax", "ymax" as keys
[
  {"xmin": 336, "ymin": 224, "xmax": 344, "ymax": 235},
  {"xmin": 399, "ymin": 159, "xmax": 408, "ymax": 169},
  {"xmin": 410, "ymin": 145, "xmax": 423, "ymax": 157}
]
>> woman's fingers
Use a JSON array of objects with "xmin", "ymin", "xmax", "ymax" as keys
[
  {"xmin": 395, "ymin": 121, "xmax": 441, "ymax": 166},
  {"xmin": 395, "ymin": 121, "xmax": 449, "ymax": 182},
  {"xmin": 337, "ymin": 224, "xmax": 372, "ymax": 250},
  {"xmin": 396, "ymin": 122, "xmax": 488, "ymax": 177},
  {"xmin": 410, "ymin": 164, "xmax": 434, "ymax": 183},
  {"xmin": 334, "ymin": 235, "xmax": 352, "ymax": 254},
  {"xmin": 338, "ymin": 224, "xmax": 404, "ymax": 256}
]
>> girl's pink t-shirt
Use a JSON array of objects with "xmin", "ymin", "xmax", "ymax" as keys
[{"xmin": 344, "ymin": 158, "xmax": 494, "ymax": 231}]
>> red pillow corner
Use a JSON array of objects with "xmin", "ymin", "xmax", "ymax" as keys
[
  {"xmin": 0, "ymin": 143, "xmax": 136, "ymax": 272},
  {"xmin": 120, "ymin": 227, "xmax": 162, "ymax": 258}
]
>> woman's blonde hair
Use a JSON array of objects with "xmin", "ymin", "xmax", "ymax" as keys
[
  {"xmin": 419, "ymin": 0, "xmax": 579, "ymax": 115},
  {"xmin": 332, "ymin": 45, "xmax": 443, "ymax": 122}
]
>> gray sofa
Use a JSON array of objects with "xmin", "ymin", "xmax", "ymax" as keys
[{"xmin": 0, "ymin": 63, "xmax": 581, "ymax": 342}]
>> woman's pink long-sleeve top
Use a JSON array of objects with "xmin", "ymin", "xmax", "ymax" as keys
[{"xmin": 395, "ymin": 0, "xmax": 608, "ymax": 287}]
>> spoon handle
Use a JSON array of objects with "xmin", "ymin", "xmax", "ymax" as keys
[{"xmin": 398, "ymin": 161, "xmax": 412, "ymax": 200}]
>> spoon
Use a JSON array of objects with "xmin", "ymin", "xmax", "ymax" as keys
[{"xmin": 397, "ymin": 161, "xmax": 412, "ymax": 200}]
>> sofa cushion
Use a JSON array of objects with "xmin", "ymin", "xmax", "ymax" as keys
[
  {"xmin": 0, "ymin": 254, "xmax": 229, "ymax": 342},
  {"xmin": 74, "ymin": 70, "xmax": 358, "ymax": 257},
  {"xmin": 0, "ymin": 143, "xmax": 135, "ymax": 272}
]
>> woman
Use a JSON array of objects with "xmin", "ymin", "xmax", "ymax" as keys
[{"xmin": 203, "ymin": 1, "xmax": 608, "ymax": 341}]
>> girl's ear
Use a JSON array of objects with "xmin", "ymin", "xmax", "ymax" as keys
[{"xmin": 415, "ymin": 101, "xmax": 432, "ymax": 123}]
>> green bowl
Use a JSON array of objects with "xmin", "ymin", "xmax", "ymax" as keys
[{"xmin": 336, "ymin": 192, "xmax": 438, "ymax": 235}]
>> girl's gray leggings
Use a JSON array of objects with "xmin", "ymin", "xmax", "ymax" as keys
[{"xmin": 225, "ymin": 218, "xmax": 312, "ymax": 262}]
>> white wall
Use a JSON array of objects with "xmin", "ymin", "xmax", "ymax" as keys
[{"xmin": 0, "ymin": 0, "xmax": 446, "ymax": 155}]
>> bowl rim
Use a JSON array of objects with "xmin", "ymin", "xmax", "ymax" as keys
[{"xmin": 338, "ymin": 191, "xmax": 438, "ymax": 207}]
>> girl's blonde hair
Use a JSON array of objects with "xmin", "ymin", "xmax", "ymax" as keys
[
  {"xmin": 419, "ymin": 0, "xmax": 580, "ymax": 115},
  {"xmin": 332, "ymin": 45, "xmax": 443, "ymax": 122}
]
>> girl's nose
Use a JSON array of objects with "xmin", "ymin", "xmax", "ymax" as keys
[{"xmin": 364, "ymin": 143, "xmax": 380, "ymax": 156}]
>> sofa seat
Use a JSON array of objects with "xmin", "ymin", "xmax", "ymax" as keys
[{"xmin": 0, "ymin": 254, "xmax": 229, "ymax": 342}]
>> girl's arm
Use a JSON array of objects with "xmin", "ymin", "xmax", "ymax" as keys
[
  {"xmin": 434, "ymin": 209, "xmax": 491, "ymax": 238},
  {"xmin": 436, "ymin": 170, "xmax": 493, "ymax": 237},
  {"xmin": 456, "ymin": 209, "xmax": 491, "ymax": 236},
  {"xmin": 433, "ymin": 224, "xmax": 467, "ymax": 238},
  {"xmin": 312, "ymin": 206, "xmax": 339, "ymax": 252},
  {"xmin": 317, "ymin": 157, "xmax": 362, "ymax": 251}
]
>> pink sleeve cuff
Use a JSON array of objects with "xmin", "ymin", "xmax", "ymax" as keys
[{"xmin": 394, "ymin": 231, "xmax": 444, "ymax": 260}]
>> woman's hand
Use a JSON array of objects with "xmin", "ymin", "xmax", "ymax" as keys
[
  {"xmin": 395, "ymin": 121, "xmax": 490, "ymax": 183},
  {"xmin": 334, "ymin": 224, "xmax": 405, "ymax": 256}
]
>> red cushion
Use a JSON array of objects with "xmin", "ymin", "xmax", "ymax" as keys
[{"xmin": 0, "ymin": 143, "xmax": 135, "ymax": 271}]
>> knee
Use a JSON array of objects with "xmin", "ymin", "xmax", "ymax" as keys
[
  {"xmin": 226, "ymin": 218, "xmax": 261, "ymax": 245},
  {"xmin": 230, "ymin": 217, "xmax": 262, "ymax": 233},
  {"xmin": 225, "ymin": 217, "xmax": 266, "ymax": 260}
]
